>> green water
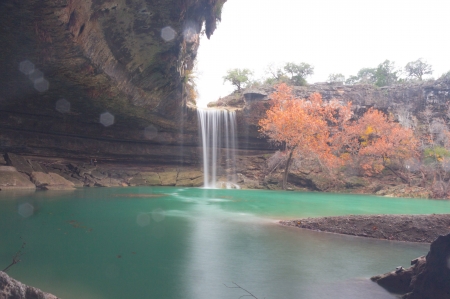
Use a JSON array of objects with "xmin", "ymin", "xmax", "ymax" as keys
[{"xmin": 1, "ymin": 187, "xmax": 449, "ymax": 299}]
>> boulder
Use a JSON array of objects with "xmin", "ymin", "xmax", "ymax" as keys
[
  {"xmin": 0, "ymin": 271, "xmax": 59, "ymax": 299},
  {"xmin": 31, "ymin": 172, "xmax": 75, "ymax": 190},
  {"xmin": 0, "ymin": 166, "xmax": 36, "ymax": 191},
  {"xmin": 159, "ymin": 172, "xmax": 177, "ymax": 186},
  {"xmin": 371, "ymin": 233, "xmax": 450, "ymax": 299},
  {"xmin": 4, "ymin": 153, "xmax": 34, "ymax": 174},
  {"xmin": 371, "ymin": 256, "xmax": 426, "ymax": 294}
]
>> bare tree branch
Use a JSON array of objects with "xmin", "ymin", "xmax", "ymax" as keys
[
  {"xmin": 2, "ymin": 241, "xmax": 26, "ymax": 272},
  {"xmin": 224, "ymin": 281, "xmax": 260, "ymax": 299}
]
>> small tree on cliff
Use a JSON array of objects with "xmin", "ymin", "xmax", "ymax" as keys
[
  {"xmin": 258, "ymin": 84, "xmax": 352, "ymax": 189},
  {"xmin": 405, "ymin": 58, "xmax": 433, "ymax": 81},
  {"xmin": 223, "ymin": 68, "xmax": 253, "ymax": 92}
]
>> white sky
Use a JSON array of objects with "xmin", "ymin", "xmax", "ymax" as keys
[{"xmin": 195, "ymin": 0, "xmax": 450, "ymax": 107}]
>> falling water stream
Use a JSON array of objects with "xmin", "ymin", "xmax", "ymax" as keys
[{"xmin": 197, "ymin": 109, "xmax": 238, "ymax": 188}]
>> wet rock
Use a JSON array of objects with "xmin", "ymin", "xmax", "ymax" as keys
[
  {"xmin": 371, "ymin": 256, "xmax": 426, "ymax": 294},
  {"xmin": 371, "ymin": 233, "xmax": 450, "ymax": 299},
  {"xmin": 4, "ymin": 153, "xmax": 33, "ymax": 174},
  {"xmin": 31, "ymin": 172, "xmax": 75, "ymax": 190},
  {"xmin": 191, "ymin": 176, "xmax": 204, "ymax": 187},
  {"xmin": 0, "ymin": 271, "xmax": 59, "ymax": 299},
  {"xmin": 403, "ymin": 233, "xmax": 450, "ymax": 299},
  {"xmin": 0, "ymin": 166, "xmax": 36, "ymax": 191}
]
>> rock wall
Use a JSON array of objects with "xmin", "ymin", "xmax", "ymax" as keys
[
  {"xmin": 0, "ymin": 152, "xmax": 205, "ymax": 190},
  {"xmin": 0, "ymin": 0, "xmax": 225, "ymax": 164}
]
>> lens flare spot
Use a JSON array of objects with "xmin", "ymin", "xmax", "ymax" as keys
[
  {"xmin": 152, "ymin": 208, "xmax": 165, "ymax": 222},
  {"xmin": 34, "ymin": 78, "xmax": 49, "ymax": 92},
  {"xmin": 56, "ymin": 98, "xmax": 71, "ymax": 113},
  {"xmin": 18, "ymin": 203, "xmax": 34, "ymax": 218},
  {"xmin": 28, "ymin": 69, "xmax": 43, "ymax": 82},
  {"xmin": 161, "ymin": 26, "xmax": 176, "ymax": 42},
  {"xmin": 19, "ymin": 60, "xmax": 35, "ymax": 75},
  {"xmin": 100, "ymin": 112, "xmax": 115, "ymax": 127}
]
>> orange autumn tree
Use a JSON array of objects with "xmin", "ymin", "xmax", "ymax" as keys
[
  {"xmin": 259, "ymin": 83, "xmax": 352, "ymax": 189},
  {"xmin": 334, "ymin": 108, "xmax": 419, "ymax": 181}
]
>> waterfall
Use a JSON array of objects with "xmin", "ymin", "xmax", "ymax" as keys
[{"xmin": 197, "ymin": 109, "xmax": 239, "ymax": 189}]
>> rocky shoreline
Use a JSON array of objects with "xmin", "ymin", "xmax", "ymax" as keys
[
  {"xmin": 0, "ymin": 153, "xmax": 205, "ymax": 191},
  {"xmin": 280, "ymin": 214, "xmax": 450, "ymax": 243}
]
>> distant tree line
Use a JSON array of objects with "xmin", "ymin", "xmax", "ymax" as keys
[{"xmin": 223, "ymin": 58, "xmax": 450, "ymax": 92}]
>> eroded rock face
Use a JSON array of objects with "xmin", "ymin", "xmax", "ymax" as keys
[
  {"xmin": 31, "ymin": 172, "xmax": 76, "ymax": 190},
  {"xmin": 0, "ymin": 271, "xmax": 59, "ymax": 299},
  {"xmin": 0, "ymin": 166, "xmax": 36, "ymax": 191},
  {"xmin": 0, "ymin": 0, "xmax": 225, "ymax": 163},
  {"xmin": 371, "ymin": 233, "xmax": 450, "ymax": 299}
]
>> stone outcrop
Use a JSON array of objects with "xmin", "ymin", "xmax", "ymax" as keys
[
  {"xmin": 31, "ymin": 172, "xmax": 76, "ymax": 190},
  {"xmin": 0, "ymin": 271, "xmax": 59, "ymax": 299},
  {"xmin": 371, "ymin": 233, "xmax": 450, "ymax": 298},
  {"xmin": 0, "ymin": 166, "xmax": 36, "ymax": 191},
  {"xmin": 1, "ymin": 153, "xmax": 209, "ymax": 188}
]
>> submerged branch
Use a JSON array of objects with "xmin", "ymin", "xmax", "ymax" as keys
[
  {"xmin": 224, "ymin": 281, "xmax": 260, "ymax": 299},
  {"xmin": 2, "ymin": 241, "xmax": 26, "ymax": 272}
]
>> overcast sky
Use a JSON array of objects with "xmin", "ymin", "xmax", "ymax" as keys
[{"xmin": 195, "ymin": 0, "xmax": 450, "ymax": 107}]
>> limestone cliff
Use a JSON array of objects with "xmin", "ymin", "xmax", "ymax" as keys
[{"xmin": 0, "ymin": 0, "xmax": 226, "ymax": 163}]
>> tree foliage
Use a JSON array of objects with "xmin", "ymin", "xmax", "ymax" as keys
[
  {"xmin": 283, "ymin": 62, "xmax": 314, "ymax": 86},
  {"xmin": 404, "ymin": 58, "xmax": 433, "ymax": 81},
  {"xmin": 223, "ymin": 68, "xmax": 253, "ymax": 91},
  {"xmin": 327, "ymin": 73, "xmax": 345, "ymax": 83},
  {"xmin": 258, "ymin": 84, "xmax": 352, "ymax": 189},
  {"xmin": 264, "ymin": 62, "xmax": 314, "ymax": 86},
  {"xmin": 334, "ymin": 108, "xmax": 418, "ymax": 178},
  {"xmin": 345, "ymin": 60, "xmax": 399, "ymax": 87}
]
